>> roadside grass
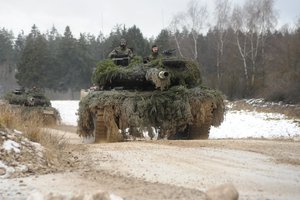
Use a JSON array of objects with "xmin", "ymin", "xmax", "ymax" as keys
[
  {"xmin": 0, "ymin": 103, "xmax": 69, "ymax": 167},
  {"xmin": 0, "ymin": 103, "xmax": 18, "ymax": 129}
]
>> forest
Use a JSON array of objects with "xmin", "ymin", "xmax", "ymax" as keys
[{"xmin": 0, "ymin": 0, "xmax": 299, "ymax": 102}]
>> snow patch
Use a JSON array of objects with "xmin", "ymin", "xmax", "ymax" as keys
[
  {"xmin": 210, "ymin": 110, "xmax": 300, "ymax": 139},
  {"xmin": 3, "ymin": 140, "xmax": 21, "ymax": 153},
  {"xmin": 52, "ymin": 100, "xmax": 300, "ymax": 139},
  {"xmin": 13, "ymin": 129, "xmax": 23, "ymax": 135},
  {"xmin": 51, "ymin": 100, "xmax": 79, "ymax": 126},
  {"xmin": 110, "ymin": 193, "xmax": 124, "ymax": 200},
  {"xmin": 0, "ymin": 161, "xmax": 15, "ymax": 178}
]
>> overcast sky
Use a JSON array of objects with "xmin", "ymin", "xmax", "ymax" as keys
[{"xmin": 0, "ymin": 0, "xmax": 299, "ymax": 38}]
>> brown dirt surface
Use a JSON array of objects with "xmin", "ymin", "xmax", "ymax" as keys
[
  {"xmin": 1, "ymin": 125, "xmax": 300, "ymax": 200},
  {"xmin": 154, "ymin": 139, "xmax": 300, "ymax": 165}
]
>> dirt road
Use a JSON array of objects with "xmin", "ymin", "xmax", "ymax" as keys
[{"xmin": 1, "ymin": 126, "xmax": 300, "ymax": 200}]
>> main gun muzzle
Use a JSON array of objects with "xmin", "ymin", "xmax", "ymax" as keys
[{"xmin": 158, "ymin": 71, "xmax": 169, "ymax": 79}]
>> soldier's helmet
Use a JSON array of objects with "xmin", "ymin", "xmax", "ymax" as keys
[
  {"xmin": 152, "ymin": 44, "xmax": 158, "ymax": 53},
  {"xmin": 120, "ymin": 38, "xmax": 127, "ymax": 47}
]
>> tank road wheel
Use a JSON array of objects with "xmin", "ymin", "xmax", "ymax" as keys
[
  {"xmin": 93, "ymin": 109, "xmax": 108, "ymax": 143},
  {"xmin": 189, "ymin": 103, "xmax": 214, "ymax": 140}
]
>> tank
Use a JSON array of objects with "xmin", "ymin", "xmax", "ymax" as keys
[
  {"xmin": 3, "ymin": 87, "xmax": 60, "ymax": 125},
  {"xmin": 77, "ymin": 55, "xmax": 225, "ymax": 142}
]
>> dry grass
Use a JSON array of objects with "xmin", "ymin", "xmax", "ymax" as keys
[
  {"xmin": 0, "ymin": 104, "xmax": 43, "ymax": 141},
  {"xmin": 0, "ymin": 103, "xmax": 69, "ymax": 166},
  {"xmin": 40, "ymin": 133, "xmax": 69, "ymax": 166},
  {"xmin": 0, "ymin": 104, "xmax": 18, "ymax": 129}
]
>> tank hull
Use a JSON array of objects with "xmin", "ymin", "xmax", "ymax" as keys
[{"xmin": 78, "ymin": 86, "xmax": 224, "ymax": 142}]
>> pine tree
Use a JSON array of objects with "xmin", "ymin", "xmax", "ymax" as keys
[
  {"xmin": 14, "ymin": 31, "xmax": 26, "ymax": 65},
  {"xmin": 155, "ymin": 29, "xmax": 173, "ymax": 51},
  {"xmin": 15, "ymin": 25, "xmax": 49, "ymax": 88},
  {"xmin": 125, "ymin": 25, "xmax": 149, "ymax": 57},
  {"xmin": 0, "ymin": 28, "xmax": 15, "ymax": 91},
  {"xmin": 56, "ymin": 27, "xmax": 94, "ymax": 98},
  {"xmin": 0, "ymin": 28, "xmax": 14, "ymax": 65},
  {"xmin": 44, "ymin": 25, "xmax": 61, "ymax": 90}
]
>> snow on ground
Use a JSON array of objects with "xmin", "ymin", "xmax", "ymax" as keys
[
  {"xmin": 3, "ymin": 140, "xmax": 21, "ymax": 153},
  {"xmin": 51, "ymin": 101, "xmax": 79, "ymax": 126},
  {"xmin": 51, "ymin": 100, "xmax": 300, "ymax": 139},
  {"xmin": 210, "ymin": 110, "xmax": 299, "ymax": 139},
  {"xmin": 0, "ymin": 129, "xmax": 47, "ymax": 178}
]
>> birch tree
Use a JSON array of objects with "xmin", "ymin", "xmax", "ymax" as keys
[
  {"xmin": 231, "ymin": 0, "xmax": 277, "ymax": 88},
  {"xmin": 231, "ymin": 5, "xmax": 249, "ymax": 84},
  {"xmin": 243, "ymin": 0, "xmax": 277, "ymax": 86},
  {"xmin": 184, "ymin": 0, "xmax": 208, "ymax": 60},
  {"xmin": 169, "ymin": 14, "xmax": 184, "ymax": 58},
  {"xmin": 214, "ymin": 0, "xmax": 232, "ymax": 81},
  {"xmin": 255, "ymin": 0, "xmax": 277, "ymax": 86},
  {"xmin": 169, "ymin": 0, "xmax": 208, "ymax": 60}
]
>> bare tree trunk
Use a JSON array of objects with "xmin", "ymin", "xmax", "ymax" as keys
[
  {"xmin": 216, "ymin": 32, "xmax": 225, "ymax": 82},
  {"xmin": 250, "ymin": 32, "xmax": 255, "ymax": 87},
  {"xmin": 214, "ymin": 0, "xmax": 231, "ymax": 85},
  {"xmin": 216, "ymin": 42, "xmax": 221, "ymax": 81},
  {"xmin": 236, "ymin": 33, "xmax": 249, "ymax": 84},
  {"xmin": 261, "ymin": 35, "xmax": 266, "ymax": 87},
  {"xmin": 169, "ymin": 14, "xmax": 184, "ymax": 58},
  {"xmin": 186, "ymin": 0, "xmax": 207, "ymax": 60},
  {"xmin": 174, "ymin": 33, "xmax": 184, "ymax": 58},
  {"xmin": 249, "ymin": 31, "xmax": 260, "ymax": 87},
  {"xmin": 192, "ymin": 31, "xmax": 198, "ymax": 60},
  {"xmin": 245, "ymin": 0, "xmax": 277, "ymax": 89}
]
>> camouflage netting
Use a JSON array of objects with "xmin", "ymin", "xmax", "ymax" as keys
[
  {"xmin": 92, "ymin": 59, "xmax": 202, "ymax": 89},
  {"xmin": 19, "ymin": 106, "xmax": 60, "ymax": 125},
  {"xmin": 2, "ymin": 104, "xmax": 61, "ymax": 126},
  {"xmin": 145, "ymin": 68, "xmax": 170, "ymax": 90},
  {"xmin": 148, "ymin": 57, "xmax": 203, "ymax": 87},
  {"xmin": 77, "ymin": 86, "xmax": 224, "ymax": 140},
  {"xmin": 81, "ymin": 58, "xmax": 224, "ymax": 141},
  {"xmin": 3, "ymin": 90, "xmax": 60, "ymax": 125},
  {"xmin": 4, "ymin": 90, "xmax": 51, "ymax": 107}
]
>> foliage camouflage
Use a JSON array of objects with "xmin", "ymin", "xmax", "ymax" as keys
[
  {"xmin": 4, "ymin": 89, "xmax": 51, "ymax": 107},
  {"xmin": 3, "ymin": 89, "xmax": 60, "ymax": 125},
  {"xmin": 77, "ymin": 85, "xmax": 224, "ymax": 139},
  {"xmin": 92, "ymin": 58, "xmax": 202, "ymax": 90},
  {"xmin": 79, "ymin": 56, "xmax": 224, "ymax": 140},
  {"xmin": 17, "ymin": 106, "xmax": 60, "ymax": 125}
]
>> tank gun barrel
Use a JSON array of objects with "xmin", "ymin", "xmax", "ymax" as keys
[
  {"xmin": 146, "ymin": 68, "xmax": 170, "ymax": 91},
  {"xmin": 158, "ymin": 71, "xmax": 169, "ymax": 79},
  {"xmin": 112, "ymin": 56, "xmax": 130, "ymax": 61},
  {"xmin": 162, "ymin": 49, "xmax": 176, "ymax": 56}
]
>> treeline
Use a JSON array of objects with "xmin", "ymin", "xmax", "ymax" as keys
[
  {"xmin": 0, "ymin": 24, "xmax": 150, "ymax": 97},
  {"xmin": 0, "ymin": 0, "xmax": 299, "ymax": 102}
]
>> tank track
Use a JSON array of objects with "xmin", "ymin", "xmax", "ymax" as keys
[
  {"xmin": 93, "ymin": 109, "xmax": 107, "ymax": 142},
  {"xmin": 91, "ymin": 102, "xmax": 215, "ymax": 141},
  {"xmin": 189, "ymin": 102, "xmax": 214, "ymax": 139}
]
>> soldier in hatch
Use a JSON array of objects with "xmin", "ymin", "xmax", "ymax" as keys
[
  {"xmin": 145, "ymin": 44, "xmax": 161, "ymax": 63},
  {"xmin": 149, "ymin": 44, "xmax": 160, "ymax": 60},
  {"xmin": 108, "ymin": 38, "xmax": 133, "ymax": 59}
]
